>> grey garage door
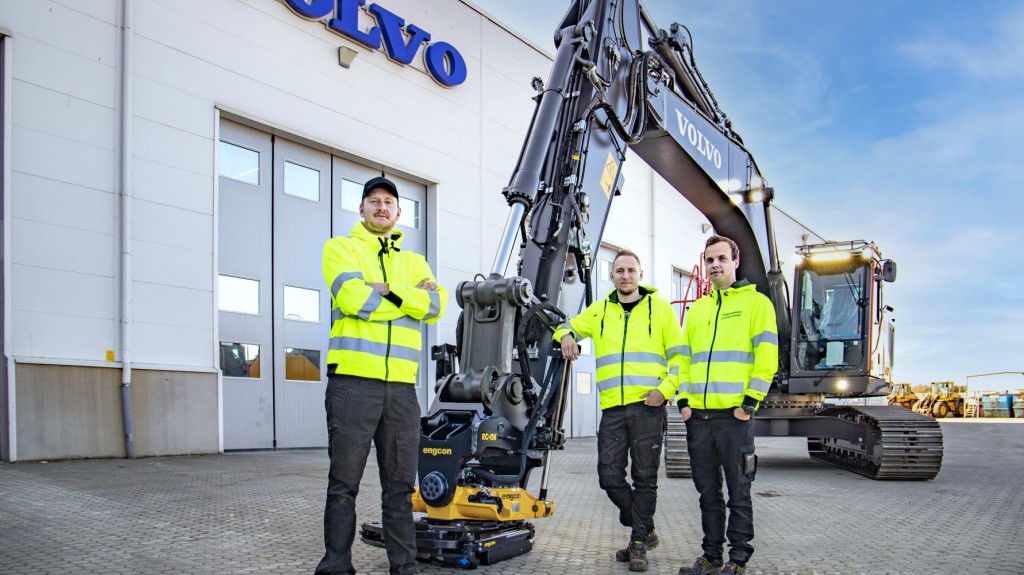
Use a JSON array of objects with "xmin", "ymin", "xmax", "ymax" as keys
[{"xmin": 217, "ymin": 119, "xmax": 429, "ymax": 450}]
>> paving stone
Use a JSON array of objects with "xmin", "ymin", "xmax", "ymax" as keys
[{"xmin": 0, "ymin": 421, "xmax": 1020, "ymax": 574}]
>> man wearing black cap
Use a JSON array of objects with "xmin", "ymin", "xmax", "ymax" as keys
[{"xmin": 317, "ymin": 176, "xmax": 447, "ymax": 575}]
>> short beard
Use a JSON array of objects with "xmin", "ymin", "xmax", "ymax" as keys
[
  {"xmin": 616, "ymin": 285, "xmax": 638, "ymax": 298},
  {"xmin": 363, "ymin": 219, "xmax": 394, "ymax": 235}
]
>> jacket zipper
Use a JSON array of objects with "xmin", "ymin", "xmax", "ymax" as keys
[
  {"xmin": 620, "ymin": 307, "xmax": 631, "ymax": 406},
  {"xmin": 378, "ymin": 246, "xmax": 391, "ymax": 381},
  {"xmin": 705, "ymin": 290, "xmax": 723, "ymax": 408}
]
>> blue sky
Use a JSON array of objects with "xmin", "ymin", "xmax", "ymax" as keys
[{"xmin": 471, "ymin": 0, "xmax": 1024, "ymax": 392}]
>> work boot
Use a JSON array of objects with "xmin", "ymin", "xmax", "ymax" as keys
[
  {"xmin": 627, "ymin": 540, "xmax": 648, "ymax": 572},
  {"xmin": 677, "ymin": 555, "xmax": 723, "ymax": 575},
  {"xmin": 615, "ymin": 530, "xmax": 659, "ymax": 562},
  {"xmin": 719, "ymin": 561, "xmax": 746, "ymax": 574}
]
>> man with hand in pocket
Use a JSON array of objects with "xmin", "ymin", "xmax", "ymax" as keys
[
  {"xmin": 676, "ymin": 235, "xmax": 778, "ymax": 575},
  {"xmin": 555, "ymin": 248, "xmax": 686, "ymax": 572}
]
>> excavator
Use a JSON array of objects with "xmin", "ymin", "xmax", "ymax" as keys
[{"xmin": 361, "ymin": 0, "xmax": 943, "ymax": 567}]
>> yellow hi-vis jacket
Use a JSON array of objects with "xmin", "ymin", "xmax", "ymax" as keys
[
  {"xmin": 553, "ymin": 286, "xmax": 687, "ymax": 410},
  {"xmin": 322, "ymin": 222, "xmax": 447, "ymax": 384},
  {"xmin": 679, "ymin": 280, "xmax": 778, "ymax": 410}
]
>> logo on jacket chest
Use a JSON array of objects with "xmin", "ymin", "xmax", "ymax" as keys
[{"xmin": 721, "ymin": 310, "xmax": 743, "ymax": 321}]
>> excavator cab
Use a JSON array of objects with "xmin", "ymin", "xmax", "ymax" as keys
[{"xmin": 789, "ymin": 241, "xmax": 896, "ymax": 397}]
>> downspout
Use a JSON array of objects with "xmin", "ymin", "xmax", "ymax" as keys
[
  {"xmin": 2, "ymin": 31, "xmax": 16, "ymax": 461},
  {"xmin": 119, "ymin": 0, "xmax": 136, "ymax": 459}
]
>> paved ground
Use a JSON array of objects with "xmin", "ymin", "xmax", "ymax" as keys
[{"xmin": 0, "ymin": 420, "xmax": 1021, "ymax": 575}]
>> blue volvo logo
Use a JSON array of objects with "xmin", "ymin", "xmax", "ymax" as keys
[{"xmin": 283, "ymin": 0, "xmax": 468, "ymax": 87}]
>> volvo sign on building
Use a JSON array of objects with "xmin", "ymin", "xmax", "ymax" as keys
[{"xmin": 283, "ymin": 0, "xmax": 468, "ymax": 87}]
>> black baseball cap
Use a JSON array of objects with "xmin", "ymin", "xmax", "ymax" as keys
[{"xmin": 362, "ymin": 176, "xmax": 399, "ymax": 200}]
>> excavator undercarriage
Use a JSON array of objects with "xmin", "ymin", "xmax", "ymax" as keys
[{"xmin": 665, "ymin": 398, "xmax": 943, "ymax": 481}]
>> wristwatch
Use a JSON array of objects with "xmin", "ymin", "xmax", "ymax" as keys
[{"xmin": 741, "ymin": 404, "xmax": 756, "ymax": 416}]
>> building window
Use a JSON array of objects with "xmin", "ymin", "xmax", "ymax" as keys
[
  {"xmin": 219, "ymin": 141, "xmax": 260, "ymax": 185},
  {"xmin": 284, "ymin": 285, "xmax": 320, "ymax": 322},
  {"xmin": 340, "ymin": 178, "xmax": 362, "ymax": 213},
  {"xmin": 285, "ymin": 348, "xmax": 321, "ymax": 382},
  {"xmin": 218, "ymin": 275, "xmax": 259, "ymax": 315},
  {"xmin": 219, "ymin": 342, "xmax": 261, "ymax": 378},
  {"xmin": 284, "ymin": 160, "xmax": 321, "ymax": 202},
  {"xmin": 397, "ymin": 197, "xmax": 420, "ymax": 230}
]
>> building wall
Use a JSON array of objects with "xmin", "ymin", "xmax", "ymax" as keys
[
  {"xmin": 13, "ymin": 364, "xmax": 217, "ymax": 459},
  {"xmin": 1, "ymin": 0, "xmax": 724, "ymax": 459}
]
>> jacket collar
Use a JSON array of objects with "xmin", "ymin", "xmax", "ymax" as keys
[
  {"xmin": 607, "ymin": 284, "xmax": 656, "ymax": 304},
  {"xmin": 708, "ymin": 278, "xmax": 755, "ymax": 297},
  {"xmin": 350, "ymin": 221, "xmax": 405, "ymax": 250}
]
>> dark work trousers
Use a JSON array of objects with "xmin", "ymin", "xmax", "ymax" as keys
[
  {"xmin": 315, "ymin": 375, "xmax": 421, "ymax": 575},
  {"xmin": 685, "ymin": 411, "xmax": 756, "ymax": 565},
  {"xmin": 597, "ymin": 402, "xmax": 667, "ymax": 541}
]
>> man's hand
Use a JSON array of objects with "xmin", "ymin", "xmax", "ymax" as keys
[
  {"xmin": 366, "ymin": 282, "xmax": 390, "ymax": 295},
  {"xmin": 679, "ymin": 406, "xmax": 692, "ymax": 421},
  {"xmin": 733, "ymin": 406, "xmax": 752, "ymax": 421},
  {"xmin": 641, "ymin": 388, "xmax": 666, "ymax": 407},
  {"xmin": 560, "ymin": 335, "xmax": 580, "ymax": 361},
  {"xmin": 416, "ymin": 278, "xmax": 438, "ymax": 291}
]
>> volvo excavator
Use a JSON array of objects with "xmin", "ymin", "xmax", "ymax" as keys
[{"xmin": 361, "ymin": 0, "xmax": 943, "ymax": 567}]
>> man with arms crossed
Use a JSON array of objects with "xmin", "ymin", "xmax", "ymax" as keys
[{"xmin": 316, "ymin": 176, "xmax": 447, "ymax": 575}]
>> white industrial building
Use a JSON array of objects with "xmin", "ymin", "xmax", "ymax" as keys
[{"xmin": 0, "ymin": 0, "xmax": 811, "ymax": 461}]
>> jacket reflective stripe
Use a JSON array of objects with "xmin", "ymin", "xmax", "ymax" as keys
[
  {"xmin": 749, "ymin": 377, "xmax": 772, "ymax": 393},
  {"xmin": 667, "ymin": 344, "xmax": 690, "ymax": 358},
  {"xmin": 331, "ymin": 271, "xmax": 364, "ymax": 299},
  {"xmin": 687, "ymin": 381, "xmax": 746, "ymax": 395},
  {"xmin": 357, "ymin": 291, "xmax": 383, "ymax": 320},
  {"xmin": 596, "ymin": 351, "xmax": 667, "ymax": 369},
  {"xmin": 393, "ymin": 316, "xmax": 420, "ymax": 331},
  {"xmin": 752, "ymin": 331, "xmax": 778, "ymax": 347},
  {"xmin": 332, "ymin": 308, "xmax": 347, "ymax": 323},
  {"xmin": 597, "ymin": 374, "xmax": 663, "ymax": 392},
  {"xmin": 329, "ymin": 336, "xmax": 420, "ymax": 362},
  {"xmin": 423, "ymin": 291, "xmax": 442, "ymax": 320},
  {"xmin": 691, "ymin": 350, "xmax": 755, "ymax": 364}
]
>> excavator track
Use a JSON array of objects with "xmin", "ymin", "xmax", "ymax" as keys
[
  {"xmin": 807, "ymin": 405, "xmax": 943, "ymax": 480},
  {"xmin": 663, "ymin": 404, "xmax": 690, "ymax": 478}
]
